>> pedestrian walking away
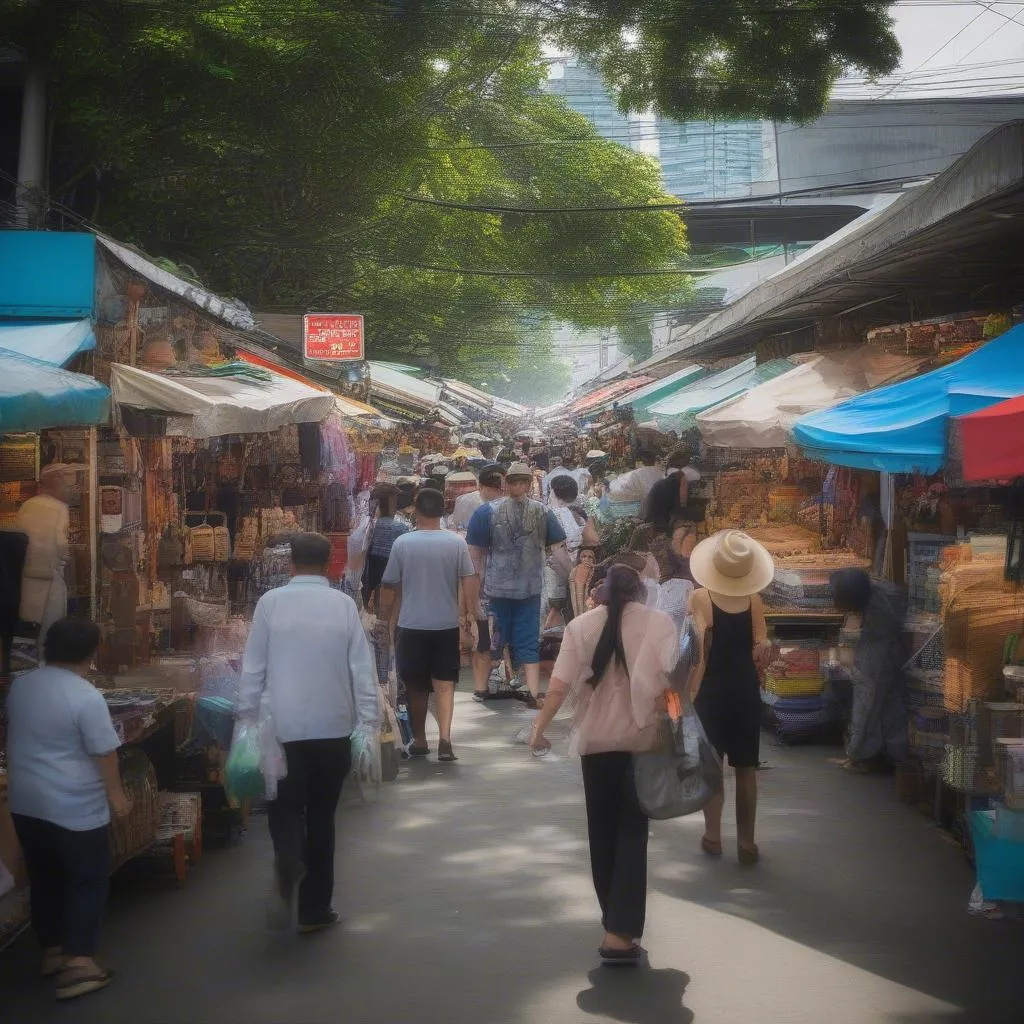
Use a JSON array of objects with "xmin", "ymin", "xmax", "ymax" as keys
[
  {"xmin": 237, "ymin": 533, "xmax": 379, "ymax": 934},
  {"xmin": 5, "ymin": 617, "xmax": 131, "ymax": 1001},
  {"xmin": 529, "ymin": 559, "xmax": 681, "ymax": 967},
  {"xmin": 687, "ymin": 529, "xmax": 775, "ymax": 866},
  {"xmin": 467, "ymin": 462, "xmax": 569, "ymax": 707},
  {"xmin": 379, "ymin": 487, "xmax": 479, "ymax": 762}
]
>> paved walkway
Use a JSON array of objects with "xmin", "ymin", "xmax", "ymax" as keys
[{"xmin": 3, "ymin": 693, "xmax": 1024, "ymax": 1023}]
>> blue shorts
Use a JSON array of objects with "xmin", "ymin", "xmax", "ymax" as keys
[{"xmin": 489, "ymin": 595, "xmax": 542, "ymax": 665}]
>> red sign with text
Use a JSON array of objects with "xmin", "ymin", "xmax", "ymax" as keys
[{"xmin": 303, "ymin": 313, "xmax": 364, "ymax": 361}]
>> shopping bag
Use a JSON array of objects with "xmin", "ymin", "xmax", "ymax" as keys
[
  {"xmin": 633, "ymin": 690, "xmax": 722, "ymax": 820},
  {"xmin": 224, "ymin": 720, "xmax": 264, "ymax": 808}
]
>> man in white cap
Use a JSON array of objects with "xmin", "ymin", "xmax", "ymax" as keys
[
  {"xmin": 15, "ymin": 464, "xmax": 72, "ymax": 650},
  {"xmin": 466, "ymin": 463, "xmax": 568, "ymax": 706}
]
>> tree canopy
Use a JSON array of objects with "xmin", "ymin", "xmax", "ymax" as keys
[{"xmin": 2, "ymin": 1, "xmax": 900, "ymax": 391}]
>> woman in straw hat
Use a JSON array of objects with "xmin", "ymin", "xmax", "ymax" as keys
[{"xmin": 688, "ymin": 529, "xmax": 775, "ymax": 865}]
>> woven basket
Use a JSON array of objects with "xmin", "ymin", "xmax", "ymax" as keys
[
  {"xmin": 188, "ymin": 524, "xmax": 215, "ymax": 562},
  {"xmin": 183, "ymin": 595, "xmax": 229, "ymax": 629},
  {"xmin": 109, "ymin": 747, "xmax": 160, "ymax": 869},
  {"xmin": 213, "ymin": 525, "xmax": 231, "ymax": 562}
]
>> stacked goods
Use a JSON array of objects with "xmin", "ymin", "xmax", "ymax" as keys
[
  {"xmin": 745, "ymin": 524, "xmax": 820, "ymax": 559},
  {"xmin": 707, "ymin": 469, "xmax": 771, "ymax": 530},
  {"xmin": 761, "ymin": 643, "xmax": 835, "ymax": 741},
  {"xmin": 867, "ymin": 313, "xmax": 987, "ymax": 357},
  {"xmin": 908, "ymin": 706, "xmax": 949, "ymax": 769},
  {"xmin": 940, "ymin": 553, "xmax": 1024, "ymax": 712}
]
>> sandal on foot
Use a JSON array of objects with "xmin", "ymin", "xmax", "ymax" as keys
[
  {"xmin": 407, "ymin": 743, "xmax": 430, "ymax": 757},
  {"xmin": 438, "ymin": 740, "xmax": 458, "ymax": 762},
  {"xmin": 55, "ymin": 965, "xmax": 115, "ymax": 1001},
  {"xmin": 298, "ymin": 909, "xmax": 341, "ymax": 934},
  {"xmin": 599, "ymin": 944, "xmax": 645, "ymax": 967},
  {"xmin": 701, "ymin": 836, "xmax": 723, "ymax": 856},
  {"xmin": 738, "ymin": 844, "xmax": 760, "ymax": 866}
]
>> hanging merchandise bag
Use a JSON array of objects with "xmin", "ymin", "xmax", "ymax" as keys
[
  {"xmin": 224, "ymin": 720, "xmax": 263, "ymax": 808},
  {"xmin": 187, "ymin": 515, "xmax": 216, "ymax": 562},
  {"xmin": 157, "ymin": 524, "xmax": 184, "ymax": 570},
  {"xmin": 633, "ymin": 689, "xmax": 722, "ymax": 820}
]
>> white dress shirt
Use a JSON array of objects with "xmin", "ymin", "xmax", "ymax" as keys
[
  {"xmin": 608, "ymin": 465, "xmax": 665, "ymax": 503},
  {"xmin": 237, "ymin": 576, "xmax": 379, "ymax": 742}
]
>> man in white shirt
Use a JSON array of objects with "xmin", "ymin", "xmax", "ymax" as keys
[
  {"xmin": 450, "ymin": 463, "xmax": 505, "ymax": 532},
  {"xmin": 15, "ymin": 464, "xmax": 72, "ymax": 649},
  {"xmin": 238, "ymin": 533, "xmax": 379, "ymax": 934},
  {"xmin": 608, "ymin": 449, "xmax": 664, "ymax": 505},
  {"xmin": 542, "ymin": 455, "xmax": 591, "ymax": 505}
]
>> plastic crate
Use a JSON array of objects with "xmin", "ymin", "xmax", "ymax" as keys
[{"xmin": 971, "ymin": 810, "xmax": 1024, "ymax": 902}]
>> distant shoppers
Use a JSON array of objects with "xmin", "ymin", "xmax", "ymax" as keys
[
  {"xmin": 608, "ymin": 449, "xmax": 664, "ymax": 506},
  {"xmin": 529, "ymin": 560, "xmax": 680, "ymax": 966},
  {"xmin": 543, "ymin": 455, "xmax": 591, "ymax": 504},
  {"xmin": 456, "ymin": 465, "xmax": 509, "ymax": 701},
  {"xmin": 16, "ymin": 463, "xmax": 72, "ymax": 650},
  {"xmin": 452, "ymin": 462, "xmax": 505, "ymax": 532},
  {"xmin": 642, "ymin": 445, "xmax": 701, "ymax": 532},
  {"xmin": 380, "ymin": 488, "xmax": 479, "ymax": 762},
  {"xmin": 687, "ymin": 530, "xmax": 774, "ymax": 865},
  {"xmin": 362, "ymin": 483, "xmax": 410, "ymax": 612},
  {"xmin": 6, "ymin": 617, "xmax": 130, "ymax": 1000},
  {"xmin": 467, "ymin": 462, "xmax": 568, "ymax": 707},
  {"xmin": 544, "ymin": 475, "xmax": 585, "ymax": 628},
  {"xmin": 238, "ymin": 533, "xmax": 379, "ymax": 934},
  {"xmin": 830, "ymin": 568, "xmax": 908, "ymax": 773}
]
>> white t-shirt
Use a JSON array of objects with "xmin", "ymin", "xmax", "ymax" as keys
[
  {"xmin": 6, "ymin": 666, "xmax": 120, "ymax": 831},
  {"xmin": 451, "ymin": 490, "xmax": 484, "ymax": 530},
  {"xmin": 609, "ymin": 466, "xmax": 665, "ymax": 503}
]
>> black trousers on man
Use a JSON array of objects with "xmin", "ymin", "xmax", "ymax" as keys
[
  {"xmin": 13, "ymin": 814, "xmax": 110, "ymax": 957},
  {"xmin": 266, "ymin": 738, "xmax": 351, "ymax": 925},
  {"xmin": 580, "ymin": 752, "xmax": 649, "ymax": 940}
]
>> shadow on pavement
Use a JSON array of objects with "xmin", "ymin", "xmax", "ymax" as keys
[{"xmin": 577, "ymin": 966, "xmax": 693, "ymax": 1024}]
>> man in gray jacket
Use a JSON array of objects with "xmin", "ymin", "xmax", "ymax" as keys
[{"xmin": 238, "ymin": 533, "xmax": 379, "ymax": 933}]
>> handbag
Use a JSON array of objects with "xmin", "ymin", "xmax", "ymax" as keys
[{"xmin": 633, "ymin": 689, "xmax": 722, "ymax": 820}]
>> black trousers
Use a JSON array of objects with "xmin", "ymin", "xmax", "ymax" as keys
[
  {"xmin": 12, "ymin": 814, "xmax": 110, "ymax": 957},
  {"xmin": 580, "ymin": 752, "xmax": 649, "ymax": 940},
  {"xmin": 267, "ymin": 738, "xmax": 351, "ymax": 924}
]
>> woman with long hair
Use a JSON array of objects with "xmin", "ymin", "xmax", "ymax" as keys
[{"xmin": 529, "ymin": 559, "xmax": 680, "ymax": 966}]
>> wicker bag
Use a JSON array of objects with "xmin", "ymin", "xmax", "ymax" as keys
[
  {"xmin": 233, "ymin": 516, "xmax": 258, "ymax": 561},
  {"xmin": 109, "ymin": 747, "xmax": 160, "ymax": 870}
]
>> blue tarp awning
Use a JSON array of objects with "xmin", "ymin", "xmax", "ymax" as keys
[
  {"xmin": 792, "ymin": 326, "xmax": 1024, "ymax": 473},
  {"xmin": 0, "ymin": 319, "xmax": 96, "ymax": 366},
  {"xmin": 0, "ymin": 348, "xmax": 110, "ymax": 433}
]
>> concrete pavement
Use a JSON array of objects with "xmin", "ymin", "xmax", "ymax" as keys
[{"xmin": 3, "ymin": 692, "xmax": 1023, "ymax": 1023}]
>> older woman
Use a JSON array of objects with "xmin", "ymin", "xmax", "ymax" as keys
[{"xmin": 6, "ymin": 617, "xmax": 130, "ymax": 1000}]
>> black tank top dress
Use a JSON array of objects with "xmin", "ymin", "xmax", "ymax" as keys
[{"xmin": 693, "ymin": 600, "xmax": 762, "ymax": 769}]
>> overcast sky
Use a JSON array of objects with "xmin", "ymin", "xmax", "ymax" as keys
[{"xmin": 839, "ymin": 0, "xmax": 1024, "ymax": 97}]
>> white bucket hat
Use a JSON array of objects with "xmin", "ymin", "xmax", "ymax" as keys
[{"xmin": 689, "ymin": 529, "xmax": 774, "ymax": 597}]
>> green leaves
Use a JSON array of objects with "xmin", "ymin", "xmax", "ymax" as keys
[{"xmin": 2, "ymin": 0, "xmax": 900, "ymax": 389}]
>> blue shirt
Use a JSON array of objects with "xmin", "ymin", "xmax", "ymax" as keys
[
  {"xmin": 466, "ymin": 497, "xmax": 567, "ymax": 600},
  {"xmin": 6, "ymin": 666, "xmax": 121, "ymax": 831},
  {"xmin": 237, "ymin": 576, "xmax": 380, "ymax": 742}
]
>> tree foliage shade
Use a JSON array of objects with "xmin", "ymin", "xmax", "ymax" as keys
[{"xmin": 1, "ymin": 1, "xmax": 901, "ymax": 388}]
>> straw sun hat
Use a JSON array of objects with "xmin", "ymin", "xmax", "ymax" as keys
[{"xmin": 689, "ymin": 529, "xmax": 774, "ymax": 597}]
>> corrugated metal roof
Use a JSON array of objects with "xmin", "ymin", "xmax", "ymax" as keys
[{"xmin": 570, "ymin": 376, "xmax": 655, "ymax": 416}]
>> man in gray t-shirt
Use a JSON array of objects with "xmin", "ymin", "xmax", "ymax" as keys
[{"xmin": 380, "ymin": 488, "xmax": 478, "ymax": 763}]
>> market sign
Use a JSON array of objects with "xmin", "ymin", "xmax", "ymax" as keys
[{"xmin": 303, "ymin": 313, "xmax": 364, "ymax": 361}]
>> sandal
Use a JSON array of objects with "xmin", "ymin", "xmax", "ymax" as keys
[
  {"xmin": 738, "ymin": 844, "xmax": 760, "ymax": 866},
  {"xmin": 407, "ymin": 742, "xmax": 430, "ymax": 758},
  {"xmin": 701, "ymin": 836, "xmax": 723, "ymax": 857},
  {"xmin": 437, "ymin": 740, "xmax": 458, "ymax": 763},
  {"xmin": 55, "ymin": 965, "xmax": 115, "ymax": 1001},
  {"xmin": 599, "ymin": 943, "xmax": 645, "ymax": 967}
]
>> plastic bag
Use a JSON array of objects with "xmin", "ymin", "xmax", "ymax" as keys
[
  {"xmin": 633, "ymin": 690, "xmax": 722, "ymax": 820},
  {"xmin": 347, "ymin": 516, "xmax": 372, "ymax": 577},
  {"xmin": 257, "ymin": 697, "xmax": 288, "ymax": 801},
  {"xmin": 224, "ymin": 721, "xmax": 264, "ymax": 808},
  {"xmin": 351, "ymin": 723, "xmax": 382, "ymax": 790}
]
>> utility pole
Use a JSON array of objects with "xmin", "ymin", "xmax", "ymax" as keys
[{"xmin": 16, "ymin": 57, "xmax": 47, "ymax": 228}]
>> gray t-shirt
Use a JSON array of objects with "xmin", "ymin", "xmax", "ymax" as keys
[
  {"xmin": 6, "ymin": 666, "xmax": 121, "ymax": 831},
  {"xmin": 382, "ymin": 529, "xmax": 476, "ymax": 631}
]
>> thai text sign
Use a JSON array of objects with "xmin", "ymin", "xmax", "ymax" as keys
[{"xmin": 303, "ymin": 313, "xmax": 364, "ymax": 361}]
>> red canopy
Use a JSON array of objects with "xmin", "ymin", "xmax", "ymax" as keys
[{"xmin": 959, "ymin": 394, "xmax": 1024, "ymax": 481}]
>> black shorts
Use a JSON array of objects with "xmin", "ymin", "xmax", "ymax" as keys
[
  {"xmin": 475, "ymin": 618, "xmax": 491, "ymax": 655},
  {"xmin": 396, "ymin": 627, "xmax": 461, "ymax": 691}
]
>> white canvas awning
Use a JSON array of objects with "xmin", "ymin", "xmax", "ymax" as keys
[
  {"xmin": 110, "ymin": 363, "xmax": 335, "ymax": 437},
  {"xmin": 696, "ymin": 348, "xmax": 927, "ymax": 449}
]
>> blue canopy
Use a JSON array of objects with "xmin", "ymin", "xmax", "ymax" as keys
[
  {"xmin": 0, "ymin": 319, "xmax": 96, "ymax": 366},
  {"xmin": 0, "ymin": 348, "xmax": 110, "ymax": 433},
  {"xmin": 792, "ymin": 326, "xmax": 1024, "ymax": 473}
]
